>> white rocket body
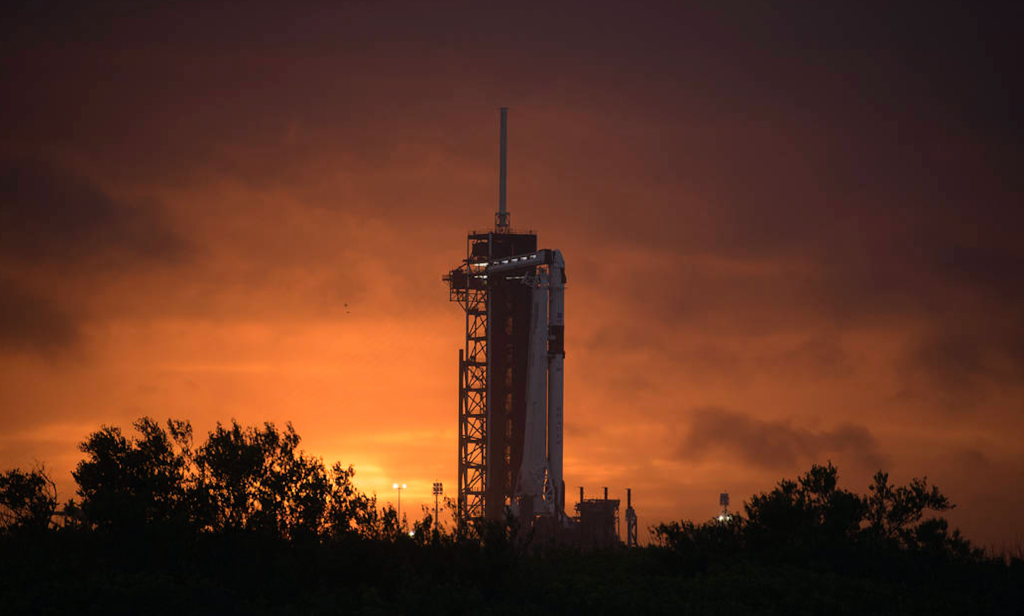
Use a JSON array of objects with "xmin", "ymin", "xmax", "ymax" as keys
[
  {"xmin": 517, "ymin": 270, "xmax": 550, "ymax": 514},
  {"xmin": 491, "ymin": 250, "xmax": 566, "ymax": 521}
]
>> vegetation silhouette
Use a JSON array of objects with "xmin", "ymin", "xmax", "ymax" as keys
[{"xmin": 1, "ymin": 417, "xmax": 1021, "ymax": 615}]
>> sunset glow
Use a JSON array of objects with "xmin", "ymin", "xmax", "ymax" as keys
[{"xmin": 1, "ymin": 2, "xmax": 1021, "ymax": 548}]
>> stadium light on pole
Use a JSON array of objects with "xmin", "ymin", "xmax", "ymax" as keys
[
  {"xmin": 432, "ymin": 482, "xmax": 443, "ymax": 530},
  {"xmin": 393, "ymin": 482, "xmax": 407, "ymax": 525}
]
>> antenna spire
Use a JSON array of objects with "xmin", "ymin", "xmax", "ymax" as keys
[{"xmin": 495, "ymin": 107, "xmax": 510, "ymax": 231}]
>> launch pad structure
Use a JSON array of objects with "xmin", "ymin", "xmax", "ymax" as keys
[{"xmin": 444, "ymin": 109, "xmax": 634, "ymax": 545}]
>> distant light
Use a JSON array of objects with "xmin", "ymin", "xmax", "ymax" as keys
[
  {"xmin": 393, "ymin": 483, "xmax": 399, "ymax": 489},
  {"xmin": 408, "ymin": 531, "xmax": 415, "ymax": 537}
]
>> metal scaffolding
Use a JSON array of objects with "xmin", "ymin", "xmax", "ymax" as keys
[{"xmin": 446, "ymin": 235, "xmax": 490, "ymax": 525}]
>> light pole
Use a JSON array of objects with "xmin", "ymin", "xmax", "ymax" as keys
[
  {"xmin": 718, "ymin": 492, "xmax": 732, "ymax": 522},
  {"xmin": 432, "ymin": 482, "xmax": 443, "ymax": 529},
  {"xmin": 392, "ymin": 482, "xmax": 407, "ymax": 525}
]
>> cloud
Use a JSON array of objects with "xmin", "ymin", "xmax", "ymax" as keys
[
  {"xmin": 679, "ymin": 407, "xmax": 888, "ymax": 472},
  {"xmin": 902, "ymin": 326, "xmax": 1024, "ymax": 403},
  {"xmin": 759, "ymin": 338, "xmax": 853, "ymax": 380},
  {"xmin": 0, "ymin": 157, "xmax": 187, "ymax": 265},
  {"xmin": 932, "ymin": 242, "xmax": 1024, "ymax": 305},
  {"xmin": 0, "ymin": 279, "xmax": 79, "ymax": 355},
  {"xmin": 0, "ymin": 158, "xmax": 193, "ymax": 354}
]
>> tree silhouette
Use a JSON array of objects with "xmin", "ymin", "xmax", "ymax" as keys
[
  {"xmin": 864, "ymin": 470, "xmax": 978, "ymax": 558},
  {"xmin": 324, "ymin": 462, "xmax": 382, "ymax": 539},
  {"xmin": 742, "ymin": 462, "xmax": 865, "ymax": 557},
  {"xmin": 0, "ymin": 466, "xmax": 57, "ymax": 534},
  {"xmin": 73, "ymin": 417, "xmax": 191, "ymax": 530},
  {"xmin": 73, "ymin": 417, "xmax": 358, "ymax": 539},
  {"xmin": 865, "ymin": 470, "xmax": 950, "ymax": 542},
  {"xmin": 653, "ymin": 462, "xmax": 979, "ymax": 572},
  {"xmin": 194, "ymin": 419, "xmax": 330, "ymax": 538}
]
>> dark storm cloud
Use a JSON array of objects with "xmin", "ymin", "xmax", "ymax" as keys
[
  {"xmin": 0, "ymin": 158, "xmax": 190, "ymax": 354},
  {"xmin": 680, "ymin": 407, "xmax": 887, "ymax": 472},
  {"xmin": 903, "ymin": 326, "xmax": 1024, "ymax": 401},
  {"xmin": 0, "ymin": 158, "xmax": 187, "ymax": 265},
  {"xmin": 932, "ymin": 243, "xmax": 1024, "ymax": 305},
  {"xmin": 908, "ymin": 332, "xmax": 989, "ymax": 396},
  {"xmin": 0, "ymin": 279, "xmax": 79, "ymax": 354}
]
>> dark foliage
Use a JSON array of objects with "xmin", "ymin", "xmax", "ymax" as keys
[
  {"xmin": 654, "ymin": 463, "xmax": 985, "ymax": 570},
  {"xmin": 73, "ymin": 418, "xmax": 191, "ymax": 531},
  {"xmin": 1, "ymin": 421, "xmax": 1021, "ymax": 615},
  {"xmin": 0, "ymin": 466, "xmax": 57, "ymax": 533}
]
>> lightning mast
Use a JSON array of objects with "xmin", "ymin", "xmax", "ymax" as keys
[{"xmin": 496, "ymin": 107, "xmax": 510, "ymax": 231}]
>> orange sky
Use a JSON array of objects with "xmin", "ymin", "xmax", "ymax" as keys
[{"xmin": 1, "ymin": 2, "xmax": 1022, "ymax": 547}]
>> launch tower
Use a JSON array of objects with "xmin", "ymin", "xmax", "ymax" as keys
[{"xmin": 444, "ymin": 109, "xmax": 566, "ymax": 526}]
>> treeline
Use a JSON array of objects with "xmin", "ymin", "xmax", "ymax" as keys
[
  {"xmin": 1, "ymin": 417, "xmax": 1021, "ymax": 615},
  {"xmin": 654, "ymin": 462, "xmax": 977, "ymax": 568},
  {"xmin": 45, "ymin": 417, "xmax": 403, "ymax": 540}
]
